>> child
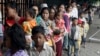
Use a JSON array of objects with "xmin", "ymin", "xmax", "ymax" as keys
[
  {"xmin": 4, "ymin": 24, "xmax": 28, "ymax": 56},
  {"xmin": 55, "ymin": 10, "xmax": 66, "ymax": 33},
  {"xmin": 31, "ymin": 26, "xmax": 55, "ymax": 56},
  {"xmin": 77, "ymin": 19, "xmax": 84, "ymax": 49},
  {"xmin": 79, "ymin": 12, "xmax": 89, "ymax": 48},
  {"xmin": 53, "ymin": 29, "xmax": 63, "ymax": 56},
  {"xmin": 81, "ymin": 21, "xmax": 88, "ymax": 48},
  {"xmin": 79, "ymin": 12, "xmax": 87, "ymax": 24},
  {"xmin": 69, "ymin": 18, "xmax": 81, "ymax": 56},
  {"xmin": 22, "ymin": 8, "xmax": 37, "ymax": 47}
]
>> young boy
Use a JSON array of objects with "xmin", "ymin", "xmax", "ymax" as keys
[
  {"xmin": 69, "ymin": 18, "xmax": 81, "ymax": 56},
  {"xmin": 30, "ymin": 26, "xmax": 55, "ymax": 56}
]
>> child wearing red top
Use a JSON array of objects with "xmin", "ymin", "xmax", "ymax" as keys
[{"xmin": 53, "ymin": 29, "xmax": 62, "ymax": 56}]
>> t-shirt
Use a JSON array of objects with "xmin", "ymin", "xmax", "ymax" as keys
[
  {"xmin": 23, "ymin": 19, "xmax": 37, "ymax": 35},
  {"xmin": 6, "ymin": 17, "xmax": 25, "ymax": 27},
  {"xmin": 70, "ymin": 7, "xmax": 78, "ymax": 18}
]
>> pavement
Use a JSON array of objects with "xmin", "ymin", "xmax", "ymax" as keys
[{"xmin": 63, "ymin": 14, "xmax": 100, "ymax": 56}]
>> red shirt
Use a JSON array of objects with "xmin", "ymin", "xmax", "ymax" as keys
[{"xmin": 6, "ymin": 17, "xmax": 25, "ymax": 26}]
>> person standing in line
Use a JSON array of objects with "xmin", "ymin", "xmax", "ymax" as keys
[
  {"xmin": 63, "ymin": 5, "xmax": 73, "ymax": 51},
  {"xmin": 70, "ymin": 1, "xmax": 78, "ymax": 18},
  {"xmin": 30, "ymin": 26, "xmax": 55, "ymax": 56},
  {"xmin": 22, "ymin": 8, "xmax": 37, "ymax": 47},
  {"xmin": 4, "ymin": 24, "xmax": 29, "ymax": 56},
  {"xmin": 69, "ymin": 18, "xmax": 81, "ymax": 56},
  {"xmin": 49, "ymin": 7, "xmax": 56, "ymax": 30}
]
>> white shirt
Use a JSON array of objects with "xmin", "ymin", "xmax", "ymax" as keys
[
  {"xmin": 0, "ymin": 11, "xmax": 2, "ymax": 21},
  {"xmin": 31, "ymin": 42, "xmax": 55, "ymax": 56},
  {"xmin": 70, "ymin": 7, "xmax": 78, "ymax": 18}
]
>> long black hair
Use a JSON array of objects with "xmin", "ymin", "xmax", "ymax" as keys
[{"xmin": 5, "ymin": 23, "xmax": 26, "ymax": 50}]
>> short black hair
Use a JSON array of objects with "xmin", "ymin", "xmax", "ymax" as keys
[
  {"xmin": 71, "ymin": 0, "xmax": 76, "ymax": 4},
  {"xmin": 66, "ymin": 5, "xmax": 72, "ymax": 10},
  {"xmin": 55, "ymin": 10, "xmax": 62, "ymax": 18},
  {"xmin": 32, "ymin": 26, "xmax": 45, "ymax": 35},
  {"xmin": 49, "ymin": 7, "xmax": 57, "ymax": 13},
  {"xmin": 5, "ymin": 1, "xmax": 17, "ymax": 9},
  {"xmin": 72, "ymin": 17, "xmax": 78, "ymax": 21},
  {"xmin": 57, "ymin": 4, "xmax": 65, "ymax": 9},
  {"xmin": 26, "ymin": 8, "xmax": 36, "ymax": 18},
  {"xmin": 40, "ymin": 7, "xmax": 49, "ymax": 16},
  {"xmin": 5, "ymin": 23, "xmax": 26, "ymax": 50},
  {"xmin": 53, "ymin": 29, "xmax": 60, "ymax": 35}
]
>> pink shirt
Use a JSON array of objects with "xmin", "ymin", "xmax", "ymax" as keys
[{"xmin": 55, "ymin": 18, "xmax": 65, "ymax": 29}]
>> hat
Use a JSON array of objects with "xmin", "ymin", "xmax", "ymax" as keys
[
  {"xmin": 78, "ymin": 19, "xmax": 82, "ymax": 24},
  {"xmin": 41, "ymin": 3, "xmax": 48, "ymax": 9}
]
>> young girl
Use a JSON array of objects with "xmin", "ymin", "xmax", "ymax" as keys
[
  {"xmin": 22, "ymin": 8, "xmax": 37, "ymax": 47},
  {"xmin": 53, "ymin": 29, "xmax": 63, "ymax": 56},
  {"xmin": 55, "ymin": 10, "xmax": 66, "ymax": 35}
]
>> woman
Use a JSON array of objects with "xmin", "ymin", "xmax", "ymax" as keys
[
  {"xmin": 39, "ymin": 7, "xmax": 56, "ymax": 53},
  {"xmin": 4, "ymin": 24, "xmax": 28, "ymax": 56},
  {"xmin": 49, "ymin": 8, "xmax": 56, "ymax": 30}
]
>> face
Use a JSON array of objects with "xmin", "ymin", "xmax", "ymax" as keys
[
  {"xmin": 80, "ymin": 13, "xmax": 84, "ymax": 17},
  {"xmin": 78, "ymin": 24, "xmax": 82, "ymax": 26},
  {"xmin": 72, "ymin": 2, "xmax": 76, "ymax": 7},
  {"xmin": 50, "ymin": 9, "xmax": 55, "ymax": 19},
  {"xmin": 67, "ymin": 6, "xmax": 72, "ymax": 12},
  {"xmin": 59, "ymin": 5, "xmax": 65, "ymax": 12},
  {"xmin": 56, "ymin": 11, "xmax": 63, "ymax": 19},
  {"xmin": 32, "ymin": 33, "xmax": 45, "ymax": 47},
  {"xmin": 73, "ymin": 19, "xmax": 78, "ymax": 25},
  {"xmin": 33, "ymin": 6, "xmax": 39, "ymax": 15},
  {"xmin": 25, "ymin": 11, "xmax": 31, "ymax": 20},
  {"xmin": 6, "ymin": 7, "xmax": 16, "ymax": 17},
  {"xmin": 42, "ymin": 9, "xmax": 49, "ymax": 20}
]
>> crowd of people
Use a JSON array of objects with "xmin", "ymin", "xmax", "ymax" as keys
[{"xmin": 0, "ymin": 0, "xmax": 95, "ymax": 56}]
